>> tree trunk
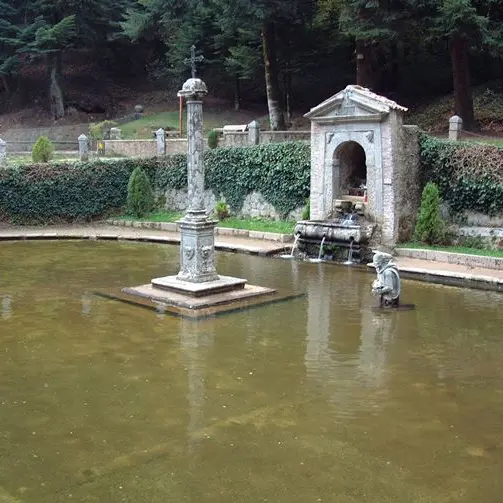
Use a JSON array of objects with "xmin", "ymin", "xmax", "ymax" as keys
[
  {"xmin": 49, "ymin": 55, "xmax": 64, "ymax": 120},
  {"xmin": 355, "ymin": 39, "xmax": 374, "ymax": 89},
  {"xmin": 261, "ymin": 22, "xmax": 285, "ymax": 131},
  {"xmin": 1, "ymin": 75, "xmax": 10, "ymax": 95},
  {"xmin": 450, "ymin": 35, "xmax": 476, "ymax": 131}
]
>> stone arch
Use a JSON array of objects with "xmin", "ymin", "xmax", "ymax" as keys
[{"xmin": 332, "ymin": 141, "xmax": 367, "ymax": 199}]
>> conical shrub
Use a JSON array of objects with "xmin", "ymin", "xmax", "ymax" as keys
[
  {"xmin": 127, "ymin": 167, "xmax": 154, "ymax": 218},
  {"xmin": 413, "ymin": 182, "xmax": 445, "ymax": 244},
  {"xmin": 32, "ymin": 136, "xmax": 54, "ymax": 163}
]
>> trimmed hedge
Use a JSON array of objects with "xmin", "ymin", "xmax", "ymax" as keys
[
  {"xmin": 0, "ymin": 142, "xmax": 310, "ymax": 223},
  {"xmin": 420, "ymin": 134, "xmax": 503, "ymax": 215}
]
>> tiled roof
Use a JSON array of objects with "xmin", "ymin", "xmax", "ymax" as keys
[{"xmin": 344, "ymin": 85, "xmax": 408, "ymax": 112}]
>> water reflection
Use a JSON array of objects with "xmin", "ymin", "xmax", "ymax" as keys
[
  {"xmin": 179, "ymin": 318, "xmax": 214, "ymax": 455},
  {"xmin": 305, "ymin": 264, "xmax": 396, "ymax": 417},
  {"xmin": 2, "ymin": 295, "xmax": 12, "ymax": 320},
  {"xmin": 81, "ymin": 292, "xmax": 92, "ymax": 316}
]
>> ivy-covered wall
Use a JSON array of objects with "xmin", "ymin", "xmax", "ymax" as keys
[
  {"xmin": 420, "ymin": 134, "xmax": 503, "ymax": 216},
  {"xmin": 0, "ymin": 142, "xmax": 311, "ymax": 223}
]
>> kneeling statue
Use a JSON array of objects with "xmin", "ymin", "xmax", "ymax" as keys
[{"xmin": 371, "ymin": 251, "xmax": 401, "ymax": 307}]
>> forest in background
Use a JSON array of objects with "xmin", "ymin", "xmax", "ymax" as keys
[{"xmin": 1, "ymin": 0, "xmax": 503, "ymax": 131}]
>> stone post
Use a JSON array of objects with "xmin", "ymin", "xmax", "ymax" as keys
[
  {"xmin": 248, "ymin": 120, "xmax": 260, "ymax": 145},
  {"xmin": 110, "ymin": 127, "xmax": 121, "ymax": 140},
  {"xmin": 0, "ymin": 138, "xmax": 6, "ymax": 165},
  {"xmin": 449, "ymin": 115, "xmax": 463, "ymax": 141},
  {"xmin": 78, "ymin": 134, "xmax": 89, "ymax": 161},
  {"xmin": 175, "ymin": 78, "xmax": 218, "ymax": 283},
  {"xmin": 155, "ymin": 128, "xmax": 165, "ymax": 155}
]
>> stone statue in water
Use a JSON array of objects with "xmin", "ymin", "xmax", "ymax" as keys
[{"xmin": 371, "ymin": 251, "xmax": 401, "ymax": 307}]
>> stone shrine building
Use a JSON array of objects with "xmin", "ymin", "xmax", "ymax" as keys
[{"xmin": 304, "ymin": 85, "xmax": 421, "ymax": 246}]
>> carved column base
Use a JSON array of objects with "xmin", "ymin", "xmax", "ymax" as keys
[{"xmin": 177, "ymin": 218, "xmax": 219, "ymax": 283}]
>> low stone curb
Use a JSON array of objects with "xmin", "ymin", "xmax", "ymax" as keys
[
  {"xmin": 395, "ymin": 248, "xmax": 503, "ymax": 271},
  {"xmin": 106, "ymin": 219, "xmax": 293, "ymax": 243},
  {"xmin": 398, "ymin": 266, "xmax": 503, "ymax": 291}
]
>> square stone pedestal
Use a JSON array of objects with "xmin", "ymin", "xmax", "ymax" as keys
[
  {"xmin": 151, "ymin": 274, "xmax": 247, "ymax": 297},
  {"xmin": 121, "ymin": 279, "xmax": 279, "ymax": 318}
]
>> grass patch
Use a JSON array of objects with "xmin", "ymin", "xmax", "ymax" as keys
[
  {"xmin": 5, "ymin": 152, "xmax": 80, "ymax": 166},
  {"xmin": 118, "ymin": 109, "xmax": 269, "ymax": 139},
  {"xmin": 116, "ymin": 211, "xmax": 184, "ymax": 222},
  {"xmin": 216, "ymin": 217, "xmax": 295, "ymax": 234},
  {"xmin": 119, "ymin": 112, "xmax": 182, "ymax": 139},
  {"xmin": 116, "ymin": 211, "xmax": 295, "ymax": 234},
  {"xmin": 465, "ymin": 137, "xmax": 503, "ymax": 147},
  {"xmin": 398, "ymin": 242, "xmax": 503, "ymax": 258}
]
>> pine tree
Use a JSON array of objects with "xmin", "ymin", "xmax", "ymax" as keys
[{"xmin": 0, "ymin": 0, "xmax": 22, "ymax": 94}]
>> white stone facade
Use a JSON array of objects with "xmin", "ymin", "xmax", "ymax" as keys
[{"xmin": 305, "ymin": 85, "xmax": 419, "ymax": 245}]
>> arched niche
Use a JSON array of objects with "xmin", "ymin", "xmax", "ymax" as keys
[{"xmin": 333, "ymin": 141, "xmax": 367, "ymax": 198}]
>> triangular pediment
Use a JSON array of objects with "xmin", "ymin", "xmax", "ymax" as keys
[{"xmin": 304, "ymin": 85, "xmax": 407, "ymax": 123}]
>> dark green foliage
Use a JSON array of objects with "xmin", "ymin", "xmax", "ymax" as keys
[
  {"xmin": 205, "ymin": 142, "xmax": 310, "ymax": 217},
  {"xmin": 301, "ymin": 198, "xmax": 310, "ymax": 220},
  {"xmin": 0, "ymin": 142, "xmax": 310, "ymax": 224},
  {"xmin": 413, "ymin": 182, "xmax": 445, "ymax": 244},
  {"xmin": 420, "ymin": 134, "xmax": 503, "ymax": 215},
  {"xmin": 127, "ymin": 167, "xmax": 154, "ymax": 218},
  {"xmin": 207, "ymin": 130, "xmax": 219, "ymax": 149},
  {"xmin": 31, "ymin": 136, "xmax": 54, "ymax": 163}
]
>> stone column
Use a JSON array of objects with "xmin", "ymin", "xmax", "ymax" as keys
[
  {"xmin": 110, "ymin": 127, "xmax": 121, "ymax": 140},
  {"xmin": 78, "ymin": 134, "xmax": 89, "ymax": 161},
  {"xmin": 155, "ymin": 128, "xmax": 165, "ymax": 155},
  {"xmin": 0, "ymin": 138, "xmax": 6, "ymax": 165},
  {"xmin": 176, "ymin": 78, "xmax": 218, "ymax": 283},
  {"xmin": 449, "ymin": 115, "xmax": 463, "ymax": 141},
  {"xmin": 248, "ymin": 120, "xmax": 260, "ymax": 145},
  {"xmin": 178, "ymin": 80, "xmax": 207, "ymax": 218}
]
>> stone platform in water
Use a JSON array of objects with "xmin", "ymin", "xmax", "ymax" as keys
[{"xmin": 113, "ymin": 276, "xmax": 282, "ymax": 318}]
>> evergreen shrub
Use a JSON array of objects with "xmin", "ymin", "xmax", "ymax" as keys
[
  {"xmin": 32, "ymin": 136, "xmax": 54, "ymax": 163},
  {"xmin": 127, "ymin": 167, "xmax": 154, "ymax": 218},
  {"xmin": 207, "ymin": 130, "xmax": 219, "ymax": 149},
  {"xmin": 420, "ymin": 134, "xmax": 503, "ymax": 215},
  {"xmin": 215, "ymin": 200, "xmax": 229, "ymax": 220},
  {"xmin": 413, "ymin": 182, "xmax": 445, "ymax": 244}
]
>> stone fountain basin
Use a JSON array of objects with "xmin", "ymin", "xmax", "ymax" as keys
[{"xmin": 294, "ymin": 220, "xmax": 374, "ymax": 245}]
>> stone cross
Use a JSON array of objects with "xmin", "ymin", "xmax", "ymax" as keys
[
  {"xmin": 0, "ymin": 138, "xmax": 6, "ymax": 165},
  {"xmin": 184, "ymin": 45, "xmax": 204, "ymax": 79},
  {"xmin": 78, "ymin": 134, "xmax": 89, "ymax": 161}
]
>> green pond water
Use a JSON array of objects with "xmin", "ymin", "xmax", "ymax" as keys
[{"xmin": 1, "ymin": 240, "xmax": 503, "ymax": 503}]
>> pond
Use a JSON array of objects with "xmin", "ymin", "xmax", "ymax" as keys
[{"xmin": 1, "ymin": 240, "xmax": 502, "ymax": 502}]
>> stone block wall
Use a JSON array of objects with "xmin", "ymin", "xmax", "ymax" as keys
[
  {"xmin": 104, "ymin": 139, "xmax": 189, "ymax": 157},
  {"xmin": 221, "ymin": 130, "xmax": 310, "ymax": 148},
  {"xmin": 160, "ymin": 188, "xmax": 302, "ymax": 220},
  {"xmin": 104, "ymin": 140, "xmax": 157, "ymax": 157},
  {"xmin": 220, "ymin": 132, "xmax": 249, "ymax": 147}
]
